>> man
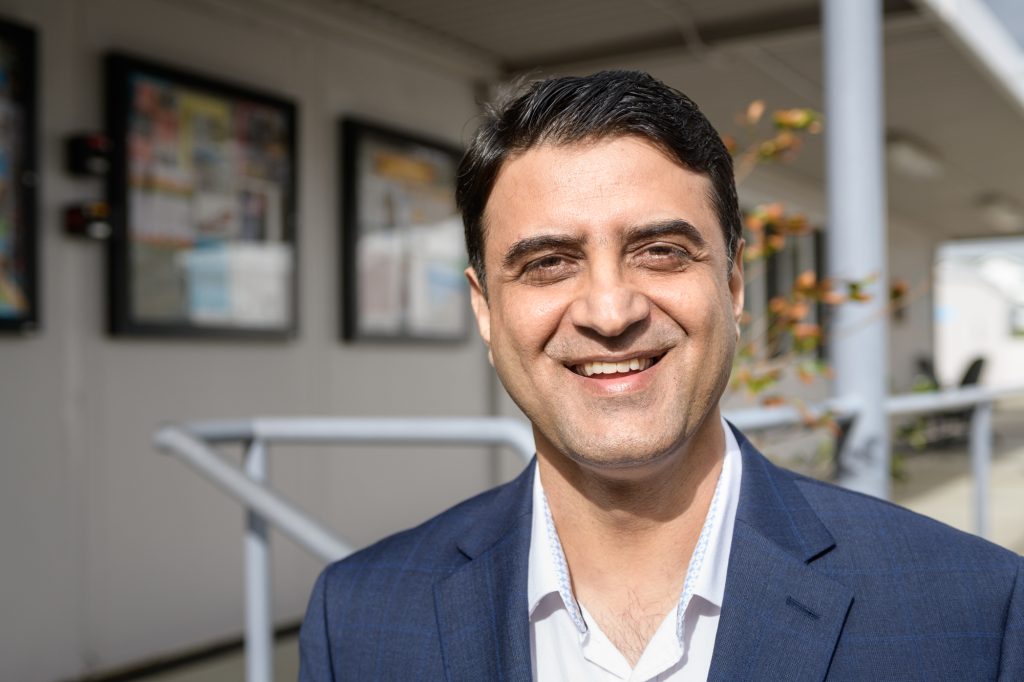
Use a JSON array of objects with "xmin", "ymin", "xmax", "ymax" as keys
[{"xmin": 301, "ymin": 71, "xmax": 1023, "ymax": 680}]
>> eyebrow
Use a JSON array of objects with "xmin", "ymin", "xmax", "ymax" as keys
[
  {"xmin": 501, "ymin": 233, "xmax": 587, "ymax": 269},
  {"xmin": 499, "ymin": 218, "xmax": 709, "ymax": 269},
  {"xmin": 623, "ymin": 219, "xmax": 708, "ymax": 250}
]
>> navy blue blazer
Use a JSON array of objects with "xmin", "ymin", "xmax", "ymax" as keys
[{"xmin": 300, "ymin": 428, "xmax": 1024, "ymax": 680}]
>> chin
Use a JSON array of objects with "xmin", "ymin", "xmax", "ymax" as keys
[{"xmin": 559, "ymin": 429, "xmax": 686, "ymax": 473}]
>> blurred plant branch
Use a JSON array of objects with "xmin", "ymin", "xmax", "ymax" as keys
[{"xmin": 725, "ymin": 100, "xmax": 914, "ymax": 437}]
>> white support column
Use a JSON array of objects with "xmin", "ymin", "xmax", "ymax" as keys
[
  {"xmin": 823, "ymin": 0, "xmax": 891, "ymax": 498},
  {"xmin": 244, "ymin": 439, "xmax": 273, "ymax": 682}
]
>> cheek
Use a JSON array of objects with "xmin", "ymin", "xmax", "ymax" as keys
[
  {"xmin": 654, "ymin": 281, "xmax": 734, "ymax": 337},
  {"xmin": 490, "ymin": 294, "xmax": 565, "ymax": 360},
  {"xmin": 531, "ymin": 297, "xmax": 571, "ymax": 331},
  {"xmin": 655, "ymin": 287, "xmax": 709, "ymax": 327}
]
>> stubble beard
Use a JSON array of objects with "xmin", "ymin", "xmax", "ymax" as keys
[
  {"xmin": 530, "ymin": 387, "xmax": 699, "ymax": 476},
  {"xmin": 544, "ymin": 349, "xmax": 734, "ymax": 479}
]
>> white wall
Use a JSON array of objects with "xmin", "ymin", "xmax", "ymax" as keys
[
  {"xmin": 936, "ymin": 262, "xmax": 1024, "ymax": 388},
  {"xmin": 0, "ymin": 1, "xmax": 499, "ymax": 679}
]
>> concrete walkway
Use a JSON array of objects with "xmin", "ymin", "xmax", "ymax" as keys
[{"xmin": 892, "ymin": 401, "xmax": 1024, "ymax": 554}]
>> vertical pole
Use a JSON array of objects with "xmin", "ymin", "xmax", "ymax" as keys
[
  {"xmin": 823, "ymin": 0, "xmax": 891, "ymax": 498},
  {"xmin": 245, "ymin": 439, "xmax": 273, "ymax": 682},
  {"xmin": 969, "ymin": 402, "xmax": 993, "ymax": 539}
]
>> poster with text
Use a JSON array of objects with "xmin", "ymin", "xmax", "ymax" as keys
[
  {"xmin": 0, "ymin": 19, "xmax": 36, "ymax": 333},
  {"xmin": 107, "ymin": 54, "xmax": 297, "ymax": 338},
  {"xmin": 341, "ymin": 119, "xmax": 467, "ymax": 342}
]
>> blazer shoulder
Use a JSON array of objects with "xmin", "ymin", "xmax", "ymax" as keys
[
  {"xmin": 321, "ymin": 463, "xmax": 533, "ymax": 587},
  {"xmin": 775, "ymin": 471, "xmax": 1024, "ymax": 680},
  {"xmin": 300, "ymin": 464, "xmax": 535, "ymax": 680},
  {"xmin": 791, "ymin": 470, "xmax": 1021, "ymax": 567}
]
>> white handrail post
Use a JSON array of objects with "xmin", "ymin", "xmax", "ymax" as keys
[
  {"xmin": 969, "ymin": 401, "xmax": 993, "ymax": 539},
  {"xmin": 244, "ymin": 439, "xmax": 273, "ymax": 682}
]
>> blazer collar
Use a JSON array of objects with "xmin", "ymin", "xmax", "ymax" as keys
[
  {"xmin": 453, "ymin": 460, "xmax": 535, "ymax": 560},
  {"xmin": 433, "ymin": 427, "xmax": 855, "ymax": 682},
  {"xmin": 708, "ymin": 426, "xmax": 853, "ymax": 681},
  {"xmin": 434, "ymin": 460, "xmax": 535, "ymax": 682},
  {"xmin": 732, "ymin": 426, "xmax": 836, "ymax": 562}
]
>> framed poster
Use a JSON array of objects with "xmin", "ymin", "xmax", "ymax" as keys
[
  {"xmin": 0, "ymin": 19, "xmax": 37, "ymax": 333},
  {"xmin": 340, "ymin": 118, "xmax": 467, "ymax": 341},
  {"xmin": 106, "ymin": 53, "xmax": 298, "ymax": 338}
]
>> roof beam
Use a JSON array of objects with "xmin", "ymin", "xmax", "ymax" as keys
[{"xmin": 504, "ymin": 0, "xmax": 916, "ymax": 75}]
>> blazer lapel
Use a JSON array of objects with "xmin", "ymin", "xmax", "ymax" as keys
[
  {"xmin": 709, "ymin": 430, "xmax": 853, "ymax": 681},
  {"xmin": 434, "ymin": 462, "xmax": 535, "ymax": 682}
]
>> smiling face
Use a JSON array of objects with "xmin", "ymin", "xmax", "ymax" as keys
[{"xmin": 467, "ymin": 135, "xmax": 744, "ymax": 475}]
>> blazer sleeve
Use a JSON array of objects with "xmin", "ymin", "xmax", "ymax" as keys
[
  {"xmin": 299, "ymin": 569, "xmax": 335, "ymax": 682},
  {"xmin": 998, "ymin": 556, "xmax": 1024, "ymax": 680}
]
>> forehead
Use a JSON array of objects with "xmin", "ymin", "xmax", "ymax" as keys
[{"xmin": 482, "ymin": 136, "xmax": 722, "ymax": 255}]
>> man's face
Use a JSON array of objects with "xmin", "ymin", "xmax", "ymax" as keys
[{"xmin": 467, "ymin": 135, "xmax": 744, "ymax": 473}]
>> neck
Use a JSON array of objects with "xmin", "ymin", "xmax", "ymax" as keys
[
  {"xmin": 536, "ymin": 412, "xmax": 726, "ymax": 666},
  {"xmin": 537, "ymin": 411, "xmax": 725, "ymax": 538}
]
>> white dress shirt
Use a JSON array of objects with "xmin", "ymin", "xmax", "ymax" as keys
[{"xmin": 528, "ymin": 417, "xmax": 743, "ymax": 681}]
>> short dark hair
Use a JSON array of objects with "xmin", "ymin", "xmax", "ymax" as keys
[{"xmin": 456, "ymin": 70, "xmax": 742, "ymax": 293}]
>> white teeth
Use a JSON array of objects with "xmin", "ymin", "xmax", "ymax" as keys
[{"xmin": 578, "ymin": 357, "xmax": 654, "ymax": 376}]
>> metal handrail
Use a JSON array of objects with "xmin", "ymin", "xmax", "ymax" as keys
[
  {"xmin": 153, "ymin": 417, "xmax": 537, "ymax": 682},
  {"xmin": 153, "ymin": 427, "xmax": 351, "ymax": 563},
  {"xmin": 886, "ymin": 384, "xmax": 1023, "ymax": 414},
  {"xmin": 726, "ymin": 396, "xmax": 860, "ymax": 431},
  {"xmin": 183, "ymin": 416, "xmax": 539, "ymax": 456},
  {"xmin": 153, "ymin": 386, "xmax": 1022, "ymax": 681}
]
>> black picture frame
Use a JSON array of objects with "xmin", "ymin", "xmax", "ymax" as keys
[
  {"xmin": 340, "ymin": 118, "xmax": 467, "ymax": 342},
  {"xmin": 106, "ymin": 53, "xmax": 298, "ymax": 339},
  {"xmin": 0, "ymin": 18, "xmax": 38, "ymax": 333}
]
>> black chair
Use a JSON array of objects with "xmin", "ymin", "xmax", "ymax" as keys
[
  {"xmin": 914, "ymin": 355, "xmax": 940, "ymax": 391},
  {"xmin": 928, "ymin": 357, "xmax": 985, "ymax": 446},
  {"xmin": 937, "ymin": 357, "xmax": 985, "ymax": 439},
  {"xmin": 898, "ymin": 356, "xmax": 986, "ymax": 449}
]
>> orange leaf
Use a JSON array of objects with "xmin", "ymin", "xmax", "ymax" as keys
[
  {"xmin": 790, "ymin": 302, "xmax": 810, "ymax": 320},
  {"xmin": 792, "ymin": 323, "xmax": 821, "ymax": 340},
  {"xmin": 744, "ymin": 214, "xmax": 765, "ymax": 231},
  {"xmin": 746, "ymin": 100, "xmax": 766, "ymax": 125},
  {"xmin": 795, "ymin": 270, "xmax": 817, "ymax": 290}
]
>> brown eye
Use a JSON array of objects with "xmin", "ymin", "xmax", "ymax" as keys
[
  {"xmin": 534, "ymin": 255, "xmax": 564, "ymax": 269},
  {"xmin": 637, "ymin": 243, "xmax": 691, "ymax": 269},
  {"xmin": 521, "ymin": 254, "xmax": 576, "ymax": 284}
]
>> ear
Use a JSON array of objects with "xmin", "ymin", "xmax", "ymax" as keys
[
  {"xmin": 728, "ymin": 239, "xmax": 746, "ymax": 336},
  {"xmin": 466, "ymin": 266, "xmax": 494, "ymax": 366}
]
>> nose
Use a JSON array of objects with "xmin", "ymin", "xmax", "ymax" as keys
[{"xmin": 567, "ymin": 264, "xmax": 651, "ymax": 338}]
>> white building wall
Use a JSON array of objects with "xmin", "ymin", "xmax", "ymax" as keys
[
  {"xmin": 0, "ymin": 1, "xmax": 494, "ymax": 679},
  {"xmin": 936, "ymin": 264, "xmax": 1024, "ymax": 388}
]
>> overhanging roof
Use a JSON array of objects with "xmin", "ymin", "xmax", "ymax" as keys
[{"xmin": 237, "ymin": 0, "xmax": 1024, "ymax": 241}]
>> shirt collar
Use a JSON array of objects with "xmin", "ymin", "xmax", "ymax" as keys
[
  {"xmin": 527, "ymin": 453, "xmax": 587, "ymax": 633},
  {"xmin": 676, "ymin": 419, "xmax": 742, "ymax": 635},
  {"xmin": 526, "ymin": 416, "xmax": 743, "ymax": 644}
]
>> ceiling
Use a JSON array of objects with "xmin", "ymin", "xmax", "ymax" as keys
[
  {"xmin": 335, "ymin": 0, "xmax": 917, "ymax": 72},
  {"xmin": 309, "ymin": 0, "xmax": 1024, "ymax": 242}
]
